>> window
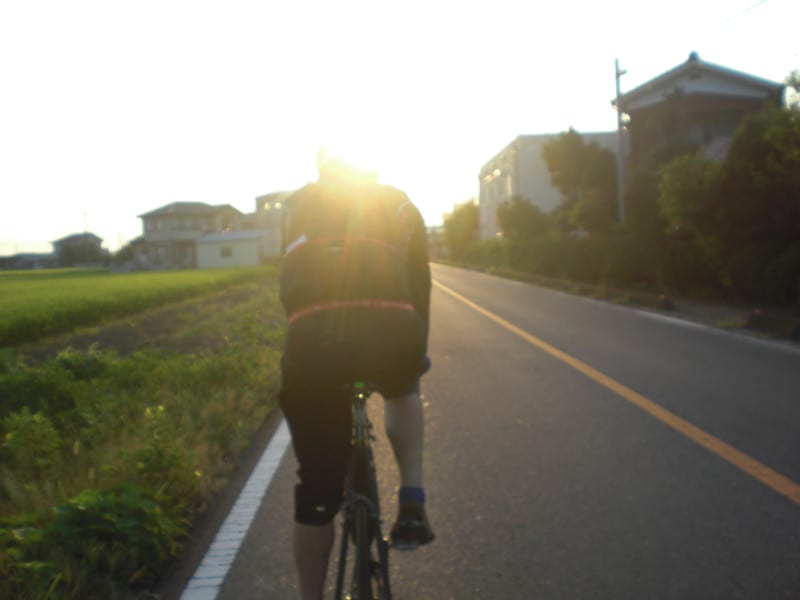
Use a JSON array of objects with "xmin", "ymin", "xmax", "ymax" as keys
[{"xmin": 220, "ymin": 247, "xmax": 232, "ymax": 258}]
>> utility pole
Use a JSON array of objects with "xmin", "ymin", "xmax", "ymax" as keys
[{"xmin": 615, "ymin": 58, "xmax": 627, "ymax": 223}]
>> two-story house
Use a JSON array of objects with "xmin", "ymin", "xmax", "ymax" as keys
[
  {"xmin": 135, "ymin": 195, "xmax": 293, "ymax": 269},
  {"xmin": 52, "ymin": 232, "xmax": 107, "ymax": 267},
  {"xmin": 136, "ymin": 202, "xmax": 244, "ymax": 268},
  {"xmin": 615, "ymin": 52, "xmax": 784, "ymax": 166}
]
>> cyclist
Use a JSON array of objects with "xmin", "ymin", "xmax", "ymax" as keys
[{"xmin": 278, "ymin": 149, "xmax": 435, "ymax": 599}]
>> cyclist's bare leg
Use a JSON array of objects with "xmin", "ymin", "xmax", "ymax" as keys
[
  {"xmin": 293, "ymin": 521, "xmax": 333, "ymax": 600},
  {"xmin": 383, "ymin": 392, "xmax": 424, "ymax": 488}
]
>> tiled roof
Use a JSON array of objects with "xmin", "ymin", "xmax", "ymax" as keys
[
  {"xmin": 616, "ymin": 52, "xmax": 783, "ymax": 107},
  {"xmin": 138, "ymin": 202, "xmax": 243, "ymax": 218},
  {"xmin": 52, "ymin": 232, "xmax": 103, "ymax": 244}
]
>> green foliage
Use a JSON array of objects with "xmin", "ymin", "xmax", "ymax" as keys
[
  {"xmin": 0, "ymin": 266, "xmax": 269, "ymax": 347},
  {"xmin": 48, "ymin": 486, "xmax": 185, "ymax": 593},
  {"xmin": 653, "ymin": 107, "xmax": 800, "ymax": 300},
  {"xmin": 496, "ymin": 196, "xmax": 550, "ymax": 240},
  {"xmin": 763, "ymin": 243, "xmax": 800, "ymax": 303},
  {"xmin": 658, "ymin": 152, "xmax": 723, "ymax": 270},
  {"xmin": 57, "ymin": 243, "xmax": 106, "ymax": 268},
  {"xmin": 457, "ymin": 108, "xmax": 799, "ymax": 304},
  {"xmin": 54, "ymin": 346, "xmax": 110, "ymax": 381},
  {"xmin": 2, "ymin": 409, "xmax": 62, "ymax": 473},
  {"xmin": 0, "ymin": 278, "xmax": 283, "ymax": 598},
  {"xmin": 0, "ymin": 361, "xmax": 83, "ymax": 432},
  {"xmin": 122, "ymin": 404, "xmax": 202, "ymax": 518},
  {"xmin": 111, "ymin": 242, "xmax": 136, "ymax": 264},
  {"xmin": 624, "ymin": 136, "xmax": 699, "ymax": 237},
  {"xmin": 462, "ymin": 240, "xmax": 509, "ymax": 268},
  {"xmin": 443, "ymin": 200, "xmax": 479, "ymax": 260},
  {"xmin": 623, "ymin": 167, "xmax": 666, "ymax": 240},
  {"xmin": 0, "ymin": 515, "xmax": 59, "ymax": 600},
  {"xmin": 542, "ymin": 129, "xmax": 619, "ymax": 233},
  {"xmin": 719, "ymin": 108, "xmax": 800, "ymax": 249}
]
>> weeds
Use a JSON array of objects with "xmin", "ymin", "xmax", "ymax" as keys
[{"xmin": 0, "ymin": 275, "xmax": 284, "ymax": 598}]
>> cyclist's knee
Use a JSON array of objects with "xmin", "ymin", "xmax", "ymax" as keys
[{"xmin": 295, "ymin": 483, "xmax": 340, "ymax": 526}]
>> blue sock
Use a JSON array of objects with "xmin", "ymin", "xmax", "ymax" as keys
[{"xmin": 399, "ymin": 486, "xmax": 425, "ymax": 506}]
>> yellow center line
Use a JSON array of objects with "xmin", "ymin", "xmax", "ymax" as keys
[{"xmin": 434, "ymin": 279, "xmax": 800, "ymax": 506}]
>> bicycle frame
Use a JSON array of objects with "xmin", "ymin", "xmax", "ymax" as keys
[{"xmin": 334, "ymin": 382, "xmax": 392, "ymax": 600}]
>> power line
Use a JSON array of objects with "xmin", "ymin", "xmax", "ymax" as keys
[{"xmin": 723, "ymin": 0, "xmax": 769, "ymax": 22}]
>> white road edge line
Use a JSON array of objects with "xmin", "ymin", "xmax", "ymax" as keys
[{"xmin": 180, "ymin": 419, "xmax": 291, "ymax": 600}]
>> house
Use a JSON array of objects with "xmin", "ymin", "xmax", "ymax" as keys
[
  {"xmin": 196, "ymin": 230, "xmax": 270, "ymax": 269},
  {"xmin": 478, "ymin": 132, "xmax": 619, "ymax": 240},
  {"xmin": 615, "ymin": 52, "xmax": 784, "ymax": 166},
  {"xmin": 136, "ymin": 195, "xmax": 289, "ymax": 269},
  {"xmin": 52, "ymin": 232, "xmax": 106, "ymax": 267},
  {"xmin": 0, "ymin": 253, "xmax": 54, "ymax": 270},
  {"xmin": 136, "ymin": 202, "xmax": 244, "ymax": 268}
]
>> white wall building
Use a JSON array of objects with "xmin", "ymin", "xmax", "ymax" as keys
[
  {"xmin": 196, "ymin": 231, "xmax": 269, "ymax": 269},
  {"xmin": 254, "ymin": 191, "xmax": 292, "ymax": 257},
  {"xmin": 478, "ymin": 132, "xmax": 620, "ymax": 240}
]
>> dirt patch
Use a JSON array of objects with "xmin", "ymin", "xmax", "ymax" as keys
[{"xmin": 628, "ymin": 294, "xmax": 800, "ymax": 341}]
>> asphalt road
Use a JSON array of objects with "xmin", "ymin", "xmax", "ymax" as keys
[{"xmin": 188, "ymin": 263, "xmax": 800, "ymax": 599}]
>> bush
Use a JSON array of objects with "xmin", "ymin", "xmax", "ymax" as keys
[
  {"xmin": 0, "ymin": 366, "xmax": 77, "ymax": 423},
  {"xmin": 2, "ymin": 409, "xmax": 62, "ymax": 474},
  {"xmin": 48, "ymin": 486, "xmax": 185, "ymax": 595},
  {"xmin": 462, "ymin": 240, "xmax": 508, "ymax": 268},
  {"xmin": 0, "ymin": 277, "xmax": 282, "ymax": 598},
  {"xmin": 764, "ymin": 244, "xmax": 800, "ymax": 304},
  {"xmin": 54, "ymin": 346, "xmax": 110, "ymax": 382}
]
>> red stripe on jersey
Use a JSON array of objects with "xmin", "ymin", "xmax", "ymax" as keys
[{"xmin": 287, "ymin": 299, "xmax": 415, "ymax": 324}]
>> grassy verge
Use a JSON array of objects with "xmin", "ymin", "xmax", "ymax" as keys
[
  {"xmin": 0, "ymin": 272, "xmax": 284, "ymax": 599},
  {"xmin": 0, "ymin": 267, "xmax": 265, "ymax": 347},
  {"xmin": 438, "ymin": 260, "xmax": 676, "ymax": 312}
]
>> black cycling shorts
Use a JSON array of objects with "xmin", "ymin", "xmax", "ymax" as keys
[{"xmin": 278, "ymin": 353, "xmax": 425, "ymax": 526}]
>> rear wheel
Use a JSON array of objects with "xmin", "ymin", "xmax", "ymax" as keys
[
  {"xmin": 375, "ymin": 535, "xmax": 392, "ymax": 599},
  {"xmin": 353, "ymin": 503, "xmax": 372, "ymax": 599}
]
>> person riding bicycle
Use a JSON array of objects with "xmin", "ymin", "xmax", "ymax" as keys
[{"xmin": 278, "ymin": 149, "xmax": 435, "ymax": 599}]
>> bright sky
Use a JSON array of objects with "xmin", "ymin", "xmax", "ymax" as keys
[{"xmin": 1, "ymin": 0, "xmax": 797, "ymax": 254}]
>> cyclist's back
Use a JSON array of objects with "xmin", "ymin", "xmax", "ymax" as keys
[
  {"xmin": 277, "ymin": 152, "xmax": 434, "ymax": 600},
  {"xmin": 279, "ymin": 162, "xmax": 430, "ymax": 392}
]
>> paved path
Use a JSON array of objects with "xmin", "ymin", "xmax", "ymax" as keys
[{"xmin": 179, "ymin": 263, "xmax": 800, "ymax": 599}]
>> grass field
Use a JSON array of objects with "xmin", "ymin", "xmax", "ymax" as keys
[
  {"xmin": 0, "ymin": 267, "xmax": 267, "ymax": 347},
  {"xmin": 0, "ymin": 269, "xmax": 285, "ymax": 599}
]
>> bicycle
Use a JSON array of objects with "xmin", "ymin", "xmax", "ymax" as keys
[{"xmin": 333, "ymin": 381, "xmax": 392, "ymax": 600}]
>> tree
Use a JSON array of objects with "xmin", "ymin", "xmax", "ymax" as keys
[
  {"xmin": 718, "ymin": 107, "xmax": 800, "ymax": 250},
  {"xmin": 622, "ymin": 136, "xmax": 699, "ymax": 240},
  {"xmin": 442, "ymin": 199, "xmax": 479, "ymax": 260},
  {"xmin": 112, "ymin": 241, "xmax": 136, "ymax": 265},
  {"xmin": 541, "ymin": 129, "xmax": 618, "ymax": 234},
  {"xmin": 717, "ymin": 107, "xmax": 800, "ymax": 299},
  {"xmin": 496, "ymin": 195, "xmax": 549, "ymax": 240},
  {"xmin": 657, "ymin": 107, "xmax": 800, "ymax": 300},
  {"xmin": 658, "ymin": 152, "xmax": 723, "ymax": 265}
]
